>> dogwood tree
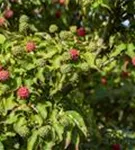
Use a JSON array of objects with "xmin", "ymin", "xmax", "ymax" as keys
[{"xmin": 0, "ymin": 0, "xmax": 135, "ymax": 150}]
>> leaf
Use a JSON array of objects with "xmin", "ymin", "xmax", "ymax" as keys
[
  {"xmin": 38, "ymin": 125, "xmax": 51, "ymax": 138},
  {"xmin": 73, "ymin": 132, "xmax": 80, "ymax": 150},
  {"xmin": 65, "ymin": 111, "xmax": 87, "ymax": 136},
  {"xmin": 13, "ymin": 117, "xmax": 29, "ymax": 137},
  {"xmin": 52, "ymin": 56, "xmax": 63, "ymax": 69},
  {"xmin": 126, "ymin": 43, "xmax": 135, "ymax": 57},
  {"xmin": 50, "ymin": 108, "xmax": 58, "ymax": 121},
  {"xmin": 36, "ymin": 103, "xmax": 48, "ymax": 119},
  {"xmin": 38, "ymin": 42, "xmax": 47, "ymax": 48},
  {"xmin": 32, "ymin": 114, "xmax": 43, "ymax": 126},
  {"xmin": 43, "ymin": 142, "xmax": 54, "ymax": 150},
  {"xmin": 64, "ymin": 130, "xmax": 72, "ymax": 149},
  {"xmin": 83, "ymin": 52, "xmax": 97, "ymax": 69},
  {"xmin": 1, "ymin": 95, "xmax": 17, "ymax": 115},
  {"xmin": 53, "ymin": 123, "xmax": 64, "ymax": 142},
  {"xmin": 3, "ymin": 132, "xmax": 16, "ymax": 138},
  {"xmin": 16, "ymin": 77, "xmax": 22, "ymax": 87},
  {"xmin": 44, "ymin": 50, "xmax": 57, "ymax": 59},
  {"xmin": 26, "ymin": 64, "xmax": 36, "ymax": 70},
  {"xmin": 45, "ymin": 101, "xmax": 52, "ymax": 108},
  {"xmin": 0, "ymin": 141, "xmax": 4, "ymax": 150},
  {"xmin": 36, "ymin": 68, "xmax": 45, "ymax": 82},
  {"xmin": 0, "ymin": 34, "xmax": 6, "ymax": 44},
  {"xmin": 27, "ymin": 131, "xmax": 38, "ymax": 150},
  {"xmin": 111, "ymin": 43, "xmax": 126, "ymax": 57},
  {"xmin": 60, "ymin": 64, "xmax": 72, "ymax": 74},
  {"xmin": 24, "ymin": 79, "xmax": 34, "ymax": 88},
  {"xmin": 5, "ymin": 112, "xmax": 19, "ymax": 124}
]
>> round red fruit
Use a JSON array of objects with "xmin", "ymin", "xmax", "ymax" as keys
[
  {"xmin": 26, "ymin": 41, "xmax": 36, "ymax": 52},
  {"xmin": 112, "ymin": 144, "xmax": 121, "ymax": 150},
  {"xmin": 4, "ymin": 9, "xmax": 14, "ymax": 19},
  {"xmin": 17, "ymin": 87, "xmax": 30, "ymax": 99},
  {"xmin": 77, "ymin": 27, "xmax": 86, "ymax": 37},
  {"xmin": 59, "ymin": 0, "xmax": 65, "ymax": 5},
  {"xmin": 0, "ymin": 17, "xmax": 5, "ymax": 26},
  {"xmin": 69, "ymin": 49, "xmax": 79, "ymax": 60},
  {"xmin": 101, "ymin": 77, "xmax": 107, "ymax": 85},
  {"xmin": 0, "ymin": 70, "xmax": 10, "ymax": 81}
]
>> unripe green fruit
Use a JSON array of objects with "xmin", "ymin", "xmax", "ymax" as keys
[
  {"xmin": 19, "ymin": 15, "xmax": 29, "ymax": 23},
  {"xmin": 70, "ymin": 25, "xmax": 77, "ymax": 33},
  {"xmin": 49, "ymin": 24, "xmax": 58, "ymax": 33},
  {"xmin": 12, "ymin": 46, "xmax": 24, "ymax": 56},
  {"xmin": 59, "ymin": 31, "xmax": 73, "ymax": 40}
]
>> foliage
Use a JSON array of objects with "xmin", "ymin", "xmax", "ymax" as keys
[{"xmin": 0, "ymin": 0, "xmax": 135, "ymax": 149}]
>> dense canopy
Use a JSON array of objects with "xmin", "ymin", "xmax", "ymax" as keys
[{"xmin": 0, "ymin": 0, "xmax": 135, "ymax": 149}]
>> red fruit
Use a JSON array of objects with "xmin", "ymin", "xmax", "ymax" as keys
[
  {"xmin": 69, "ymin": 49, "xmax": 79, "ymax": 60},
  {"xmin": 26, "ymin": 41, "xmax": 36, "ymax": 52},
  {"xmin": 17, "ymin": 87, "xmax": 30, "ymax": 99},
  {"xmin": 59, "ymin": 0, "xmax": 65, "ymax": 5},
  {"xmin": 4, "ymin": 9, "xmax": 14, "ymax": 19},
  {"xmin": 101, "ymin": 77, "xmax": 107, "ymax": 85},
  {"xmin": 55, "ymin": 11, "xmax": 61, "ymax": 18},
  {"xmin": 112, "ymin": 144, "xmax": 121, "ymax": 150},
  {"xmin": 0, "ymin": 17, "xmax": 5, "ymax": 26},
  {"xmin": 77, "ymin": 27, "xmax": 86, "ymax": 37},
  {"xmin": 0, "ymin": 70, "xmax": 10, "ymax": 81},
  {"xmin": 132, "ymin": 57, "xmax": 135, "ymax": 66}
]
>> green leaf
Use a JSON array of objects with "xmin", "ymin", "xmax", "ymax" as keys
[
  {"xmin": 43, "ymin": 142, "xmax": 54, "ymax": 150},
  {"xmin": 16, "ymin": 77, "xmax": 22, "ymax": 87},
  {"xmin": 1, "ymin": 95, "xmax": 17, "ymax": 115},
  {"xmin": 5, "ymin": 112, "xmax": 19, "ymax": 124},
  {"xmin": 83, "ymin": 52, "xmax": 97, "ymax": 69},
  {"xmin": 27, "ymin": 131, "xmax": 38, "ymax": 150},
  {"xmin": 26, "ymin": 64, "xmax": 36, "ymax": 70},
  {"xmin": 0, "ymin": 34, "xmax": 6, "ymax": 44},
  {"xmin": 38, "ymin": 125, "xmax": 51, "ymax": 138},
  {"xmin": 36, "ymin": 68, "xmax": 45, "ymax": 82},
  {"xmin": 126, "ymin": 43, "xmax": 135, "ymax": 57},
  {"xmin": 36, "ymin": 103, "xmax": 48, "ymax": 119},
  {"xmin": 0, "ymin": 141, "xmax": 4, "ymax": 150},
  {"xmin": 65, "ymin": 111, "xmax": 87, "ymax": 136},
  {"xmin": 52, "ymin": 56, "xmax": 63, "ymax": 69},
  {"xmin": 31, "ymin": 114, "xmax": 43, "ymax": 126},
  {"xmin": 53, "ymin": 123, "xmax": 64, "ymax": 142},
  {"xmin": 72, "ymin": 132, "xmax": 80, "ymax": 150},
  {"xmin": 64, "ymin": 130, "xmax": 72, "ymax": 149},
  {"xmin": 111, "ymin": 43, "xmax": 126, "ymax": 57},
  {"xmin": 13, "ymin": 117, "xmax": 29, "ymax": 137},
  {"xmin": 24, "ymin": 79, "xmax": 34, "ymax": 87},
  {"xmin": 44, "ymin": 50, "xmax": 57, "ymax": 59}
]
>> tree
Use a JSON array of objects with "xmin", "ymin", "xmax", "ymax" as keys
[{"xmin": 0, "ymin": 0, "xmax": 135, "ymax": 149}]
